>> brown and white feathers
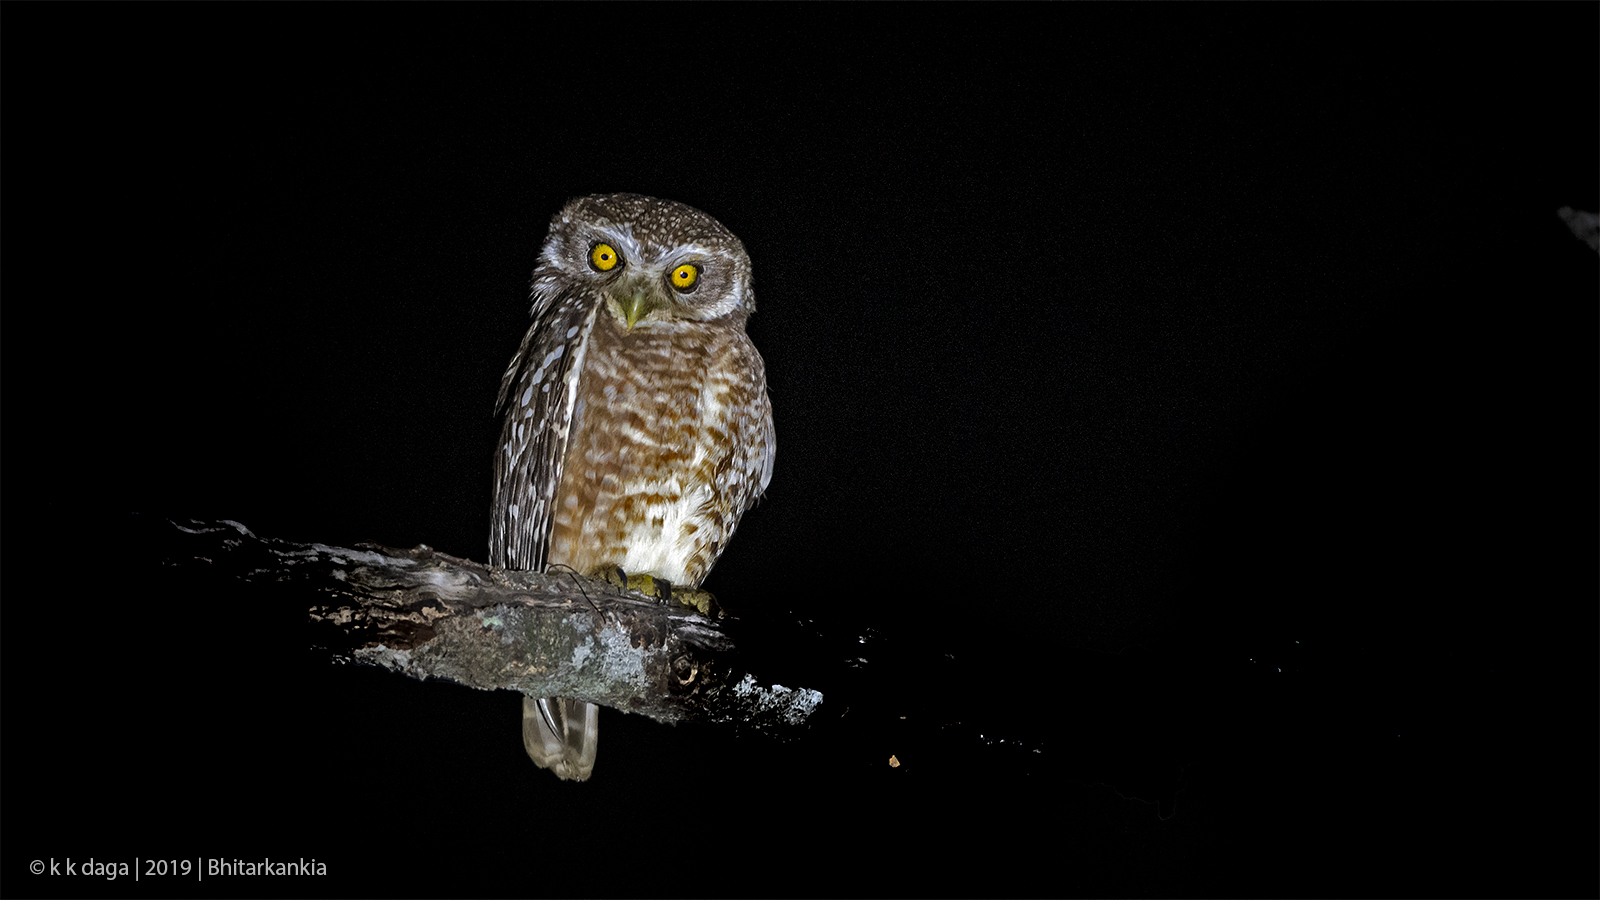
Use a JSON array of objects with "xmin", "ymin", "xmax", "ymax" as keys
[{"xmin": 489, "ymin": 193, "xmax": 775, "ymax": 780}]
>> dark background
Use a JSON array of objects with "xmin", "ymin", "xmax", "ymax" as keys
[{"xmin": 6, "ymin": 5, "xmax": 1596, "ymax": 898}]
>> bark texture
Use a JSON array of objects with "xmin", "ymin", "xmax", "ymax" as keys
[{"xmin": 163, "ymin": 518, "xmax": 823, "ymax": 730}]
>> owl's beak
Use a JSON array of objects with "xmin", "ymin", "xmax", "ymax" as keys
[{"xmin": 616, "ymin": 291, "xmax": 658, "ymax": 329}]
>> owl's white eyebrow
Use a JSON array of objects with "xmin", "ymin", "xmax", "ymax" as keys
[
  {"xmin": 670, "ymin": 243, "xmax": 720, "ymax": 260},
  {"xmin": 589, "ymin": 225, "xmax": 641, "ymax": 259}
]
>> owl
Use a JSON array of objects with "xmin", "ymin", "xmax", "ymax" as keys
[{"xmin": 490, "ymin": 193, "xmax": 775, "ymax": 781}]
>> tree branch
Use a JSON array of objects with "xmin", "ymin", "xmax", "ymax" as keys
[{"xmin": 159, "ymin": 518, "xmax": 823, "ymax": 730}]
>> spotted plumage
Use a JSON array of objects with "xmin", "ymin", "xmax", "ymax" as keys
[{"xmin": 490, "ymin": 193, "xmax": 775, "ymax": 781}]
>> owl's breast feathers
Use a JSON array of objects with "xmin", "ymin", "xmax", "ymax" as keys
[{"xmin": 494, "ymin": 299, "xmax": 773, "ymax": 587}]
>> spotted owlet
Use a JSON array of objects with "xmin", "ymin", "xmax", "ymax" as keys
[{"xmin": 489, "ymin": 193, "xmax": 775, "ymax": 781}]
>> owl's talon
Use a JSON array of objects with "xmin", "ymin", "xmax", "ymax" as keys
[
  {"xmin": 671, "ymin": 586, "xmax": 721, "ymax": 618},
  {"xmin": 587, "ymin": 566, "xmax": 720, "ymax": 617},
  {"xmin": 592, "ymin": 566, "xmax": 631, "ymax": 597}
]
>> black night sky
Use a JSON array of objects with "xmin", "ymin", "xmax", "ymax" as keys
[{"xmin": 7, "ymin": 5, "xmax": 1597, "ymax": 898}]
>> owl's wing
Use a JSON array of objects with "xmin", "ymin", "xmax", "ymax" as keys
[
  {"xmin": 713, "ymin": 333, "xmax": 777, "ymax": 542},
  {"xmin": 494, "ymin": 288, "xmax": 605, "ymax": 781},
  {"xmin": 737, "ymin": 336, "xmax": 777, "ymax": 513},
  {"xmin": 490, "ymin": 288, "xmax": 597, "ymax": 572}
]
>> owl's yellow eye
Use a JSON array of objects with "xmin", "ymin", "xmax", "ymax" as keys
[
  {"xmin": 669, "ymin": 263, "xmax": 699, "ymax": 292},
  {"xmin": 589, "ymin": 243, "xmax": 620, "ymax": 272}
]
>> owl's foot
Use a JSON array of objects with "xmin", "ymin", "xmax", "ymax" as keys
[
  {"xmin": 593, "ymin": 567, "xmax": 722, "ymax": 618},
  {"xmin": 668, "ymin": 584, "xmax": 721, "ymax": 618}
]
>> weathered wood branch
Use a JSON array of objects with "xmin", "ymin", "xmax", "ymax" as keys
[{"xmin": 159, "ymin": 518, "xmax": 823, "ymax": 730}]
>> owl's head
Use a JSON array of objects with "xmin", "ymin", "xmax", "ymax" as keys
[{"xmin": 533, "ymin": 193, "xmax": 754, "ymax": 328}]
